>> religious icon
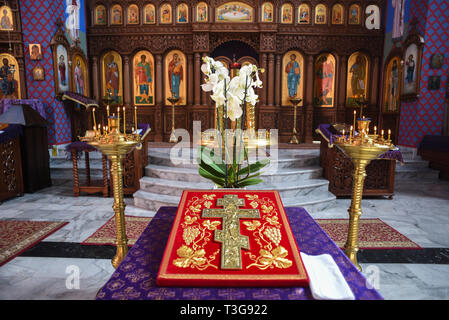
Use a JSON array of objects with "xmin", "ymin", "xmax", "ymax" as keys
[
  {"xmin": 0, "ymin": 6, "xmax": 13, "ymax": 31},
  {"xmin": 402, "ymin": 43, "xmax": 419, "ymax": 95},
  {"xmin": 161, "ymin": 3, "xmax": 172, "ymax": 24},
  {"xmin": 392, "ymin": 0, "xmax": 405, "ymax": 40},
  {"xmin": 315, "ymin": 4, "xmax": 327, "ymax": 24},
  {"xmin": 298, "ymin": 4, "xmax": 310, "ymax": 24},
  {"xmin": 383, "ymin": 56, "xmax": 401, "ymax": 112},
  {"xmin": 127, "ymin": 4, "xmax": 139, "ymax": 24},
  {"xmin": 29, "ymin": 44, "xmax": 42, "ymax": 61},
  {"xmin": 111, "ymin": 4, "xmax": 123, "ymax": 25},
  {"xmin": 73, "ymin": 55, "xmax": 88, "ymax": 96},
  {"xmin": 282, "ymin": 51, "xmax": 304, "ymax": 106},
  {"xmin": 102, "ymin": 51, "xmax": 122, "ymax": 104},
  {"xmin": 281, "ymin": 3, "xmax": 293, "ymax": 24},
  {"xmin": 346, "ymin": 52, "xmax": 369, "ymax": 106},
  {"xmin": 261, "ymin": 2, "xmax": 273, "ymax": 22},
  {"xmin": 144, "ymin": 4, "xmax": 156, "ymax": 24},
  {"xmin": 314, "ymin": 53, "xmax": 335, "ymax": 107},
  {"xmin": 65, "ymin": 0, "xmax": 80, "ymax": 43},
  {"xmin": 133, "ymin": 50, "xmax": 154, "ymax": 106},
  {"xmin": 0, "ymin": 54, "xmax": 20, "ymax": 99},
  {"xmin": 332, "ymin": 4, "xmax": 344, "ymax": 25},
  {"xmin": 216, "ymin": 2, "xmax": 253, "ymax": 22},
  {"xmin": 428, "ymin": 76, "xmax": 441, "ymax": 90},
  {"xmin": 165, "ymin": 50, "xmax": 186, "ymax": 105},
  {"xmin": 196, "ymin": 2, "xmax": 208, "ymax": 22},
  {"xmin": 32, "ymin": 66, "xmax": 44, "ymax": 81},
  {"xmin": 95, "ymin": 5, "xmax": 106, "ymax": 25},
  {"xmin": 56, "ymin": 45, "xmax": 69, "ymax": 92},
  {"xmin": 177, "ymin": 3, "xmax": 188, "ymax": 23},
  {"xmin": 348, "ymin": 4, "xmax": 361, "ymax": 25},
  {"xmin": 430, "ymin": 53, "xmax": 444, "ymax": 70}
]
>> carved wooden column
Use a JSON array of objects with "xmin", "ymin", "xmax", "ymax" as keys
[
  {"xmin": 275, "ymin": 54, "xmax": 281, "ymax": 107},
  {"xmin": 304, "ymin": 55, "xmax": 314, "ymax": 143},
  {"xmin": 123, "ymin": 55, "xmax": 131, "ymax": 105},
  {"xmin": 194, "ymin": 53, "xmax": 201, "ymax": 106},
  {"xmin": 154, "ymin": 54, "xmax": 163, "ymax": 141},
  {"xmin": 337, "ymin": 55, "xmax": 347, "ymax": 123},
  {"xmin": 267, "ymin": 53, "xmax": 275, "ymax": 106},
  {"xmin": 201, "ymin": 53, "xmax": 207, "ymax": 106},
  {"xmin": 370, "ymin": 56, "xmax": 380, "ymax": 106},
  {"xmin": 92, "ymin": 57, "xmax": 99, "ymax": 102},
  {"xmin": 18, "ymin": 59, "xmax": 27, "ymax": 99},
  {"xmin": 260, "ymin": 53, "xmax": 267, "ymax": 105},
  {"xmin": 187, "ymin": 54, "xmax": 194, "ymax": 106}
]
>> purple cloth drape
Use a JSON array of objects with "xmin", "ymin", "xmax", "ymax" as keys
[
  {"xmin": 0, "ymin": 99, "xmax": 46, "ymax": 120},
  {"xmin": 95, "ymin": 206, "xmax": 383, "ymax": 300},
  {"xmin": 0, "ymin": 124, "xmax": 22, "ymax": 144},
  {"xmin": 317, "ymin": 123, "xmax": 403, "ymax": 163}
]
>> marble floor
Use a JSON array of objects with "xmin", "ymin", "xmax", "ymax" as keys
[{"xmin": 1, "ymin": 153, "xmax": 449, "ymax": 300}]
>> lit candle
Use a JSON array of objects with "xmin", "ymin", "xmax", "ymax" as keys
[
  {"xmin": 388, "ymin": 129, "xmax": 391, "ymax": 141},
  {"xmin": 107, "ymin": 106, "xmax": 110, "ymax": 133},
  {"xmin": 374, "ymin": 126, "xmax": 377, "ymax": 135},
  {"xmin": 98, "ymin": 124, "xmax": 101, "ymax": 135},
  {"xmin": 93, "ymin": 125, "xmax": 97, "ymax": 137},
  {"xmin": 353, "ymin": 110, "xmax": 356, "ymax": 131},
  {"xmin": 117, "ymin": 107, "xmax": 120, "ymax": 132},
  {"xmin": 350, "ymin": 125, "xmax": 353, "ymax": 142},
  {"xmin": 381, "ymin": 129, "xmax": 384, "ymax": 139},
  {"xmin": 123, "ymin": 106, "xmax": 126, "ymax": 134},
  {"xmin": 92, "ymin": 108, "xmax": 97, "ymax": 132},
  {"xmin": 134, "ymin": 106, "xmax": 138, "ymax": 134}
]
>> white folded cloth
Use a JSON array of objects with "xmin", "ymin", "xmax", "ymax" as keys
[{"xmin": 300, "ymin": 252, "xmax": 355, "ymax": 300}]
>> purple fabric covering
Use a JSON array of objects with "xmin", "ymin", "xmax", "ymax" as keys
[
  {"xmin": 96, "ymin": 206, "xmax": 383, "ymax": 300},
  {"xmin": 0, "ymin": 99, "xmax": 46, "ymax": 120},
  {"xmin": 0, "ymin": 124, "xmax": 22, "ymax": 144},
  {"xmin": 62, "ymin": 92, "xmax": 98, "ymax": 108},
  {"xmin": 66, "ymin": 141, "xmax": 97, "ymax": 152},
  {"xmin": 138, "ymin": 123, "xmax": 150, "ymax": 135},
  {"xmin": 317, "ymin": 123, "xmax": 403, "ymax": 163}
]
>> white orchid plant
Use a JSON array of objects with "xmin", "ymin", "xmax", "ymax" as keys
[{"xmin": 198, "ymin": 56, "xmax": 270, "ymax": 188}]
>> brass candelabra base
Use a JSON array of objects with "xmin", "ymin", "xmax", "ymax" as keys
[
  {"xmin": 289, "ymin": 98, "xmax": 302, "ymax": 144},
  {"xmin": 289, "ymin": 128, "xmax": 299, "ymax": 144},
  {"xmin": 168, "ymin": 96, "xmax": 180, "ymax": 143},
  {"xmin": 336, "ymin": 142, "xmax": 394, "ymax": 271},
  {"xmin": 83, "ymin": 132, "xmax": 147, "ymax": 268}
]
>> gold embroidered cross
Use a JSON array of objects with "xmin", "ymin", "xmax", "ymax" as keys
[{"xmin": 202, "ymin": 194, "xmax": 260, "ymax": 270}]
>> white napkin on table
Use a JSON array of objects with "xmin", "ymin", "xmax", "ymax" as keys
[{"xmin": 300, "ymin": 252, "xmax": 355, "ymax": 300}]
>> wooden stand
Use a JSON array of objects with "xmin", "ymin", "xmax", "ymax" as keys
[
  {"xmin": 0, "ymin": 136, "xmax": 24, "ymax": 203},
  {"xmin": 71, "ymin": 147, "xmax": 109, "ymax": 197},
  {"xmin": 319, "ymin": 136, "xmax": 396, "ymax": 198}
]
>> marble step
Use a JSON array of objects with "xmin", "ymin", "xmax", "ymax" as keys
[
  {"xmin": 148, "ymin": 151, "xmax": 319, "ymax": 169},
  {"xmin": 145, "ymin": 164, "xmax": 323, "ymax": 183},
  {"xmin": 138, "ymin": 176, "xmax": 331, "ymax": 200},
  {"xmin": 395, "ymin": 165, "xmax": 439, "ymax": 181},
  {"xmin": 133, "ymin": 189, "xmax": 336, "ymax": 214}
]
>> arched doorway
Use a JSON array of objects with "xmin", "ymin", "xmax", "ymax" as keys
[{"xmin": 211, "ymin": 40, "xmax": 259, "ymax": 65}]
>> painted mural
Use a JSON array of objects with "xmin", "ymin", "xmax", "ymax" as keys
[
  {"xmin": 384, "ymin": 56, "xmax": 401, "ymax": 112},
  {"xmin": 346, "ymin": 52, "xmax": 369, "ymax": 106},
  {"xmin": 216, "ymin": 2, "xmax": 253, "ymax": 22},
  {"xmin": 165, "ymin": 50, "xmax": 186, "ymax": 105},
  {"xmin": 298, "ymin": 4, "xmax": 310, "ymax": 24},
  {"xmin": 133, "ymin": 50, "xmax": 154, "ymax": 106},
  {"xmin": 102, "ymin": 51, "xmax": 123, "ymax": 104},
  {"xmin": 314, "ymin": 53, "xmax": 335, "ymax": 107},
  {"xmin": 64, "ymin": 0, "xmax": 87, "ymax": 55},
  {"xmin": 73, "ymin": 54, "xmax": 88, "ymax": 96},
  {"xmin": 144, "ymin": 4, "xmax": 156, "ymax": 24},
  {"xmin": 261, "ymin": 2, "xmax": 273, "ymax": 22},
  {"xmin": 0, "ymin": 53, "xmax": 20, "ymax": 99},
  {"xmin": 196, "ymin": 2, "xmax": 208, "ymax": 22},
  {"xmin": 0, "ymin": 5, "xmax": 13, "ymax": 31},
  {"xmin": 282, "ymin": 51, "xmax": 304, "ymax": 106}
]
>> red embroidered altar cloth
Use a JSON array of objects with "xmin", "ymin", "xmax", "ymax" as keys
[{"xmin": 157, "ymin": 190, "xmax": 309, "ymax": 287}]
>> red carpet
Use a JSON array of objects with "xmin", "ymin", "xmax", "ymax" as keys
[
  {"xmin": 0, "ymin": 220, "xmax": 68, "ymax": 266},
  {"xmin": 82, "ymin": 216, "xmax": 152, "ymax": 246},
  {"xmin": 316, "ymin": 218, "xmax": 421, "ymax": 249}
]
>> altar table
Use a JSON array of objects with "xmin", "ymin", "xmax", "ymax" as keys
[{"xmin": 96, "ymin": 206, "xmax": 383, "ymax": 300}]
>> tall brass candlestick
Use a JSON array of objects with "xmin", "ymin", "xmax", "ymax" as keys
[
  {"xmin": 81, "ymin": 117, "xmax": 151, "ymax": 269},
  {"xmin": 289, "ymin": 97, "xmax": 302, "ymax": 144},
  {"xmin": 335, "ymin": 119, "xmax": 395, "ymax": 271},
  {"xmin": 168, "ymin": 96, "xmax": 180, "ymax": 143}
]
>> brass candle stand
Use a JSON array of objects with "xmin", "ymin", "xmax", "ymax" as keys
[
  {"xmin": 334, "ymin": 118, "xmax": 396, "ymax": 271},
  {"xmin": 168, "ymin": 96, "xmax": 180, "ymax": 143},
  {"xmin": 81, "ymin": 117, "xmax": 150, "ymax": 269},
  {"xmin": 289, "ymin": 97, "xmax": 302, "ymax": 144}
]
